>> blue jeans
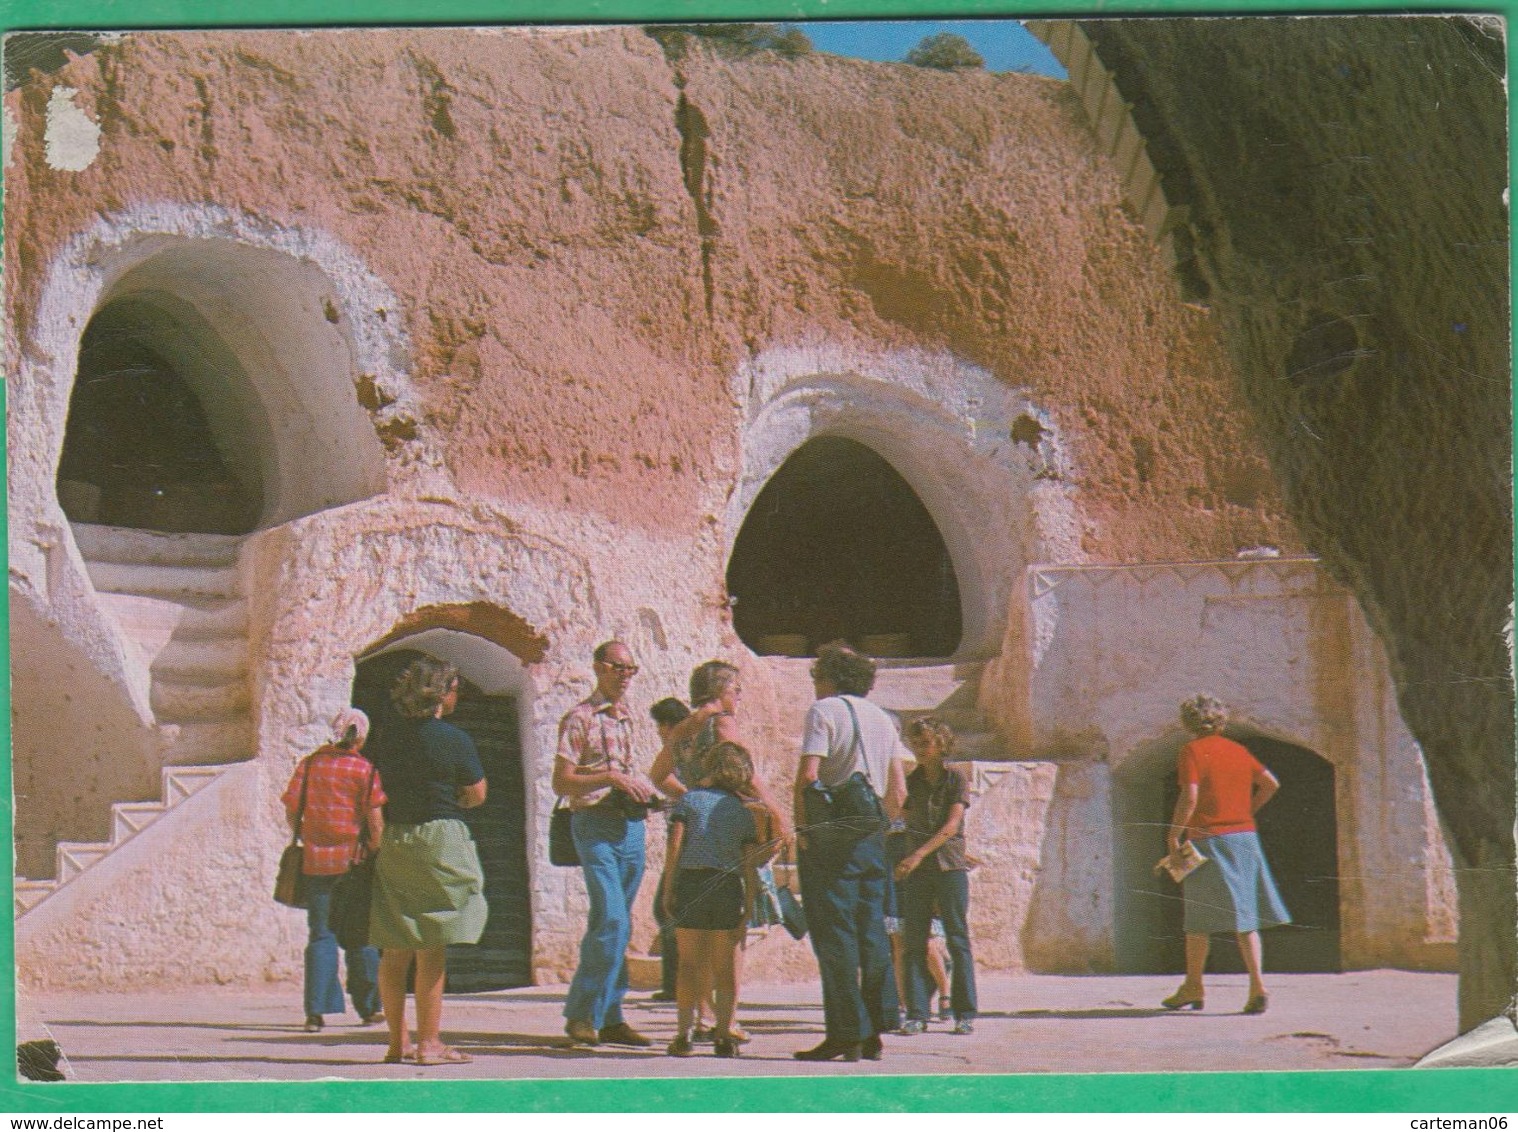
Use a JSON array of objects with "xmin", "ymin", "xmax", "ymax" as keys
[
  {"xmin": 304, "ymin": 873, "xmax": 380, "ymax": 1018},
  {"xmin": 799, "ymin": 831, "xmax": 899, "ymax": 1043},
  {"xmin": 903, "ymin": 862, "xmax": 977, "ymax": 1022},
  {"xmin": 564, "ymin": 808, "xmax": 646, "ymax": 1028}
]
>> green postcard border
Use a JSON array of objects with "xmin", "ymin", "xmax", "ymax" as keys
[{"xmin": 1, "ymin": 0, "xmax": 1515, "ymax": 1113}]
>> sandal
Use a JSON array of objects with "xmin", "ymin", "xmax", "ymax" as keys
[
  {"xmin": 415, "ymin": 1046, "xmax": 472, "ymax": 1065},
  {"xmin": 381, "ymin": 1050, "xmax": 415, "ymax": 1064}
]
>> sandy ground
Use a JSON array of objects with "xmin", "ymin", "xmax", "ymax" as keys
[{"xmin": 17, "ymin": 969, "xmax": 1458, "ymax": 1082}]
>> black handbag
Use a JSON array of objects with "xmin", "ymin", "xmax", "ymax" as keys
[
  {"xmin": 274, "ymin": 762, "xmax": 311, "ymax": 908},
  {"xmin": 330, "ymin": 766, "xmax": 378, "ymax": 949},
  {"xmin": 776, "ymin": 885, "xmax": 808, "ymax": 940},
  {"xmin": 549, "ymin": 798, "xmax": 579, "ymax": 867},
  {"xmin": 801, "ymin": 698, "xmax": 889, "ymax": 856}
]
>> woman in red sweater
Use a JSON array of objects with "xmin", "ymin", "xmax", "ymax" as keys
[{"xmin": 1161, "ymin": 695, "xmax": 1291, "ymax": 1015}]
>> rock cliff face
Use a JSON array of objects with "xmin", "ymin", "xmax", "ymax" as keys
[
  {"xmin": 10, "ymin": 24, "xmax": 1409, "ymax": 994},
  {"xmin": 1070, "ymin": 16, "xmax": 1512, "ymax": 1030},
  {"xmin": 5, "ymin": 27, "xmax": 1295, "ymax": 560}
]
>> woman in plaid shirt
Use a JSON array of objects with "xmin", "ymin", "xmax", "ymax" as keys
[{"xmin": 282, "ymin": 707, "xmax": 387, "ymax": 1033}]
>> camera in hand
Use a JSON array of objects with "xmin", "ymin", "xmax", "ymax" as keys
[{"xmin": 608, "ymin": 788, "xmax": 669, "ymax": 817}]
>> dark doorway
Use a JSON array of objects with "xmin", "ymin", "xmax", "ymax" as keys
[
  {"xmin": 726, "ymin": 436, "xmax": 961, "ymax": 657},
  {"xmin": 1112, "ymin": 731, "xmax": 1341, "ymax": 974},
  {"xmin": 352, "ymin": 648, "xmax": 533, "ymax": 991},
  {"xmin": 57, "ymin": 297, "xmax": 259, "ymax": 534}
]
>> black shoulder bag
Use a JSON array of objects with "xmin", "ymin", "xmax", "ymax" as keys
[
  {"xmin": 274, "ymin": 761, "xmax": 311, "ymax": 908},
  {"xmin": 330, "ymin": 765, "xmax": 378, "ymax": 949},
  {"xmin": 801, "ymin": 697, "xmax": 889, "ymax": 857}
]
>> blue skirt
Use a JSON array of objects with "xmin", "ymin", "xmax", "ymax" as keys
[{"xmin": 1182, "ymin": 831, "xmax": 1291, "ymax": 935}]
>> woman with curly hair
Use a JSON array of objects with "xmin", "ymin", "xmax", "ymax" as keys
[
  {"xmin": 1162, "ymin": 694, "xmax": 1290, "ymax": 1015},
  {"xmin": 366, "ymin": 656, "xmax": 488, "ymax": 1064}
]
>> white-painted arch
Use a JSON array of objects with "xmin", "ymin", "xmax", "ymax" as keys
[
  {"xmin": 13, "ymin": 202, "xmax": 448, "ymax": 547},
  {"xmin": 727, "ymin": 345, "xmax": 1085, "ymax": 658}
]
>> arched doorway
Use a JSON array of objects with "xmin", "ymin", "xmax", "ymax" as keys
[
  {"xmin": 51, "ymin": 236, "xmax": 390, "ymax": 536},
  {"xmin": 57, "ymin": 294, "xmax": 262, "ymax": 534},
  {"xmin": 353, "ymin": 643, "xmax": 534, "ymax": 992},
  {"xmin": 726, "ymin": 435, "xmax": 962, "ymax": 658},
  {"xmin": 1113, "ymin": 730, "xmax": 1341, "ymax": 974}
]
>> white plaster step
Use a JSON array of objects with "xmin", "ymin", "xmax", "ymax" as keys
[
  {"xmin": 161, "ymin": 764, "xmax": 226, "ymax": 803},
  {"xmin": 13, "ymin": 880, "xmax": 55, "ymax": 914},
  {"xmin": 112, "ymin": 802, "xmax": 167, "ymax": 844},
  {"xmin": 174, "ymin": 598, "xmax": 249, "ymax": 639},
  {"xmin": 151, "ymin": 637, "xmax": 249, "ymax": 683},
  {"xmin": 950, "ymin": 731, "xmax": 1007, "ymax": 761},
  {"xmin": 161, "ymin": 720, "xmax": 254, "ymax": 765},
  {"xmin": 151, "ymin": 678, "xmax": 250, "ymax": 721},
  {"xmin": 14, "ymin": 764, "xmax": 242, "ymax": 918},
  {"xmin": 86, "ymin": 560, "xmax": 242, "ymax": 600},
  {"xmin": 893, "ymin": 705, "xmax": 987, "ymax": 733},
  {"xmin": 870, "ymin": 661, "xmax": 985, "ymax": 712},
  {"xmin": 71, "ymin": 522, "xmax": 243, "ymax": 568},
  {"xmin": 54, "ymin": 842, "xmax": 109, "ymax": 884}
]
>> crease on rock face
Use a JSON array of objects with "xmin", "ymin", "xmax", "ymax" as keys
[{"xmin": 673, "ymin": 90, "xmax": 717, "ymax": 317}]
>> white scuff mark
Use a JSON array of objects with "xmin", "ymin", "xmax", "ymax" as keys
[
  {"xmin": 44, "ymin": 87, "xmax": 100, "ymax": 171},
  {"xmin": 3, "ymin": 104, "xmax": 17, "ymax": 169}
]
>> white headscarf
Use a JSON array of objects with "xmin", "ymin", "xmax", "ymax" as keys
[{"xmin": 331, "ymin": 706, "xmax": 370, "ymax": 748}]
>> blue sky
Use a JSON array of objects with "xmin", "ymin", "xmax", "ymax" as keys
[{"xmin": 801, "ymin": 20, "xmax": 1066, "ymax": 78}]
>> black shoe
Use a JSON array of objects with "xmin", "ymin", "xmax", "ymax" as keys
[
  {"xmin": 862, "ymin": 1034, "xmax": 883, "ymax": 1061},
  {"xmin": 794, "ymin": 1039, "xmax": 861, "ymax": 1062},
  {"xmin": 713, "ymin": 1037, "xmax": 740, "ymax": 1058},
  {"xmin": 598, "ymin": 1022, "xmax": 653, "ymax": 1048},
  {"xmin": 303, "ymin": 1015, "xmax": 323, "ymax": 1033}
]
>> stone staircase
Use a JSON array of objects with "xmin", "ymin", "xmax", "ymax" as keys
[
  {"xmin": 870, "ymin": 659, "xmax": 1007, "ymax": 762},
  {"xmin": 14, "ymin": 524, "xmax": 255, "ymax": 916},
  {"xmin": 13, "ymin": 764, "xmax": 232, "ymax": 917},
  {"xmin": 73, "ymin": 522, "xmax": 253, "ymax": 766}
]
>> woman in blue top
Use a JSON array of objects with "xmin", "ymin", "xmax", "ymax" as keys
[
  {"xmin": 659, "ymin": 741, "xmax": 781, "ymax": 1058},
  {"xmin": 367, "ymin": 656, "xmax": 488, "ymax": 1066}
]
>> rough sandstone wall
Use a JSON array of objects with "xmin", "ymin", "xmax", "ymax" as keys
[
  {"xmin": 5, "ymin": 27, "xmax": 1297, "ymax": 561},
  {"xmin": 7, "ymin": 27, "xmax": 1304, "ymax": 986},
  {"xmin": 1077, "ymin": 16, "xmax": 1513, "ymax": 1029}
]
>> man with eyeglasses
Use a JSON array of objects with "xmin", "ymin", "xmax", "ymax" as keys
[{"xmin": 552, "ymin": 639, "xmax": 659, "ymax": 1048}]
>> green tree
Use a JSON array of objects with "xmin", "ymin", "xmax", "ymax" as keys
[{"xmin": 904, "ymin": 32, "xmax": 985, "ymax": 71}]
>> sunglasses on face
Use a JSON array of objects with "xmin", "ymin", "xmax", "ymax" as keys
[{"xmin": 598, "ymin": 662, "xmax": 639, "ymax": 676}]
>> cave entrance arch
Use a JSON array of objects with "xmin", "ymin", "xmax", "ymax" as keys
[
  {"xmin": 54, "ymin": 237, "xmax": 387, "ymax": 535},
  {"xmin": 726, "ymin": 435, "xmax": 962, "ymax": 658},
  {"xmin": 353, "ymin": 631, "xmax": 535, "ymax": 992},
  {"xmin": 58, "ymin": 295, "xmax": 261, "ymax": 534},
  {"xmin": 1113, "ymin": 730, "xmax": 1341, "ymax": 974}
]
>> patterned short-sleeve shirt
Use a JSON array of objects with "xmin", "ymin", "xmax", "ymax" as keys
[{"xmin": 556, "ymin": 692, "xmax": 641, "ymax": 811}]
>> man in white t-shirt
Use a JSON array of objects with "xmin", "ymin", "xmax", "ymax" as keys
[{"xmin": 792, "ymin": 642, "xmax": 909, "ymax": 1063}]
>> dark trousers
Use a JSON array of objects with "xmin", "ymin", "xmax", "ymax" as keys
[
  {"xmin": 799, "ymin": 832, "xmax": 899, "ymax": 1043},
  {"xmin": 303, "ymin": 873, "xmax": 380, "ymax": 1019},
  {"xmin": 903, "ymin": 862, "xmax": 977, "ymax": 1022}
]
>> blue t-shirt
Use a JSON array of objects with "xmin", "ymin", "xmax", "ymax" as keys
[
  {"xmin": 370, "ymin": 717, "xmax": 485, "ymax": 825},
  {"xmin": 670, "ymin": 787, "xmax": 756, "ymax": 872}
]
